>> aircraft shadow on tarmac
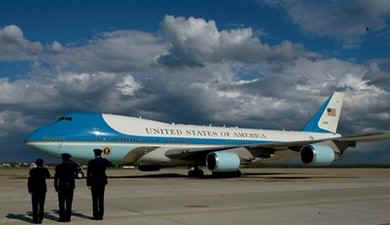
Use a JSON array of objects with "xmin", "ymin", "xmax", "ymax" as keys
[
  {"xmin": 243, "ymin": 172, "xmax": 357, "ymax": 180},
  {"xmin": 241, "ymin": 172, "xmax": 296, "ymax": 176},
  {"xmin": 108, "ymin": 173, "xmax": 188, "ymax": 179},
  {"xmin": 107, "ymin": 172, "xmax": 357, "ymax": 180},
  {"xmin": 107, "ymin": 172, "xmax": 308, "ymax": 179},
  {"xmin": 108, "ymin": 173, "xmax": 250, "ymax": 179}
]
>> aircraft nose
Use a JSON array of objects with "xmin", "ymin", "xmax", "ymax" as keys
[{"xmin": 25, "ymin": 126, "xmax": 63, "ymax": 156}]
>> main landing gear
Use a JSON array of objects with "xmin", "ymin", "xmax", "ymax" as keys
[
  {"xmin": 188, "ymin": 166, "xmax": 204, "ymax": 177},
  {"xmin": 76, "ymin": 167, "xmax": 85, "ymax": 179}
]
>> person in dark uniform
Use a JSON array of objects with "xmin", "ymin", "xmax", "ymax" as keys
[
  {"xmin": 54, "ymin": 153, "xmax": 78, "ymax": 222},
  {"xmin": 87, "ymin": 149, "xmax": 112, "ymax": 220},
  {"xmin": 28, "ymin": 158, "xmax": 50, "ymax": 224}
]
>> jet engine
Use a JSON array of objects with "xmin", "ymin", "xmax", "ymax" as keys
[
  {"xmin": 300, "ymin": 144, "xmax": 336, "ymax": 166},
  {"xmin": 206, "ymin": 151, "xmax": 240, "ymax": 172}
]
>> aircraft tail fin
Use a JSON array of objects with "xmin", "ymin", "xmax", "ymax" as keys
[{"xmin": 303, "ymin": 92, "xmax": 344, "ymax": 133}]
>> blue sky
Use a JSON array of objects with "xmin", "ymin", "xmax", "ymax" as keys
[
  {"xmin": 0, "ymin": 0, "xmax": 390, "ymax": 163},
  {"xmin": 2, "ymin": 1, "xmax": 388, "ymax": 59}
]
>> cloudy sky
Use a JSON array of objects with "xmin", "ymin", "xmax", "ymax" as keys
[{"xmin": 1, "ymin": 0, "xmax": 390, "ymax": 164}]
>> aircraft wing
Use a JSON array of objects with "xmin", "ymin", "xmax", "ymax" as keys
[
  {"xmin": 165, "ymin": 137, "xmax": 334, "ymax": 161},
  {"xmin": 165, "ymin": 132, "xmax": 390, "ymax": 161}
]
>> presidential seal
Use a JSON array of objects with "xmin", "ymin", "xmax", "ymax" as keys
[{"xmin": 103, "ymin": 147, "xmax": 111, "ymax": 155}]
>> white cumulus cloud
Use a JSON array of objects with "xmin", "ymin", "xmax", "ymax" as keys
[
  {"xmin": 0, "ymin": 25, "xmax": 42, "ymax": 60},
  {"xmin": 158, "ymin": 15, "xmax": 309, "ymax": 66}
]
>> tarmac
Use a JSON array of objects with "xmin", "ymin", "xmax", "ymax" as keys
[{"xmin": 1, "ymin": 167, "xmax": 390, "ymax": 225}]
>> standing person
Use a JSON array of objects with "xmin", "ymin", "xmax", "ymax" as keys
[
  {"xmin": 54, "ymin": 153, "xmax": 78, "ymax": 222},
  {"xmin": 28, "ymin": 158, "xmax": 50, "ymax": 224},
  {"xmin": 87, "ymin": 149, "xmax": 112, "ymax": 220}
]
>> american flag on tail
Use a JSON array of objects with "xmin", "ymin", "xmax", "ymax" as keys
[{"xmin": 327, "ymin": 108, "xmax": 336, "ymax": 117}]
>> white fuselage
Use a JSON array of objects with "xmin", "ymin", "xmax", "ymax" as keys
[{"xmin": 25, "ymin": 113, "xmax": 341, "ymax": 165}]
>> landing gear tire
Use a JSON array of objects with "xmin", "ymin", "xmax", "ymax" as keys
[{"xmin": 188, "ymin": 167, "xmax": 204, "ymax": 177}]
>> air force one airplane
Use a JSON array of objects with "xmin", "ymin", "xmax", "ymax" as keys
[{"xmin": 25, "ymin": 92, "xmax": 390, "ymax": 177}]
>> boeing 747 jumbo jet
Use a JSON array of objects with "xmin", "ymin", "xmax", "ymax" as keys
[{"xmin": 25, "ymin": 92, "xmax": 390, "ymax": 177}]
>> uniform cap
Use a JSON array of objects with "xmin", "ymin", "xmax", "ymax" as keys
[
  {"xmin": 93, "ymin": 149, "xmax": 102, "ymax": 155},
  {"xmin": 61, "ymin": 153, "xmax": 72, "ymax": 160},
  {"xmin": 35, "ymin": 158, "xmax": 44, "ymax": 166}
]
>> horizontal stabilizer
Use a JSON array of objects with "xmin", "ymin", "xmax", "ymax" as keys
[{"xmin": 336, "ymin": 132, "xmax": 390, "ymax": 142}]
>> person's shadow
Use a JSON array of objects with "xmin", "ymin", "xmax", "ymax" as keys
[
  {"xmin": 6, "ymin": 211, "xmax": 58, "ymax": 223},
  {"xmin": 6, "ymin": 213, "xmax": 32, "ymax": 223},
  {"xmin": 7, "ymin": 210, "xmax": 91, "ymax": 223},
  {"xmin": 52, "ymin": 209, "xmax": 93, "ymax": 220},
  {"xmin": 72, "ymin": 212, "xmax": 93, "ymax": 220}
]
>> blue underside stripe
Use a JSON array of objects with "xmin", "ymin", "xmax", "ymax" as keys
[{"xmin": 94, "ymin": 135, "xmax": 271, "ymax": 145}]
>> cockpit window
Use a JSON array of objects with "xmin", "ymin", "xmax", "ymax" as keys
[{"xmin": 57, "ymin": 117, "xmax": 72, "ymax": 121}]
